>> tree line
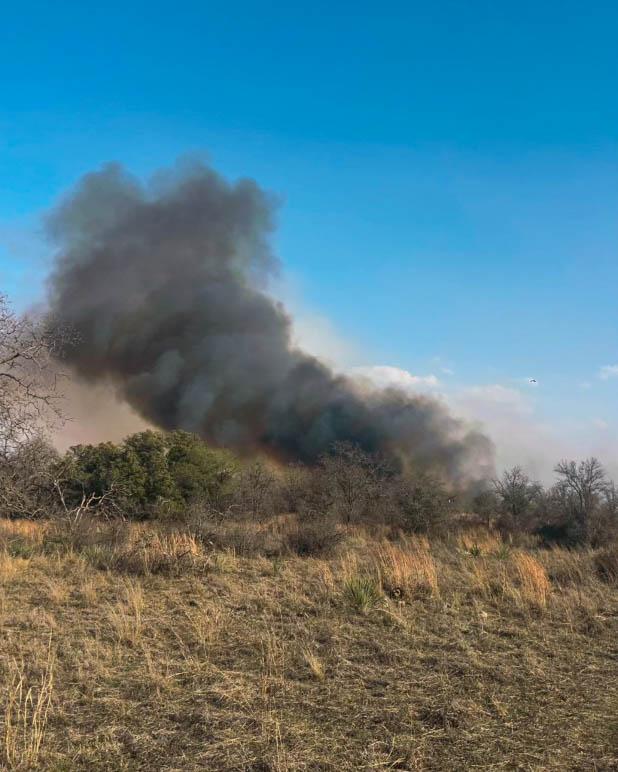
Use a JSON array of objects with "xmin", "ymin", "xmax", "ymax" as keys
[
  {"xmin": 0, "ymin": 429, "xmax": 616, "ymax": 546},
  {"xmin": 0, "ymin": 292, "xmax": 615, "ymax": 545}
]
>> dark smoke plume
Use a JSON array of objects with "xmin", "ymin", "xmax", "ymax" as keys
[{"xmin": 46, "ymin": 160, "xmax": 493, "ymax": 481}]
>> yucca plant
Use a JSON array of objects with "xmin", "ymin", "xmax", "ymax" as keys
[{"xmin": 344, "ymin": 575, "xmax": 382, "ymax": 614}]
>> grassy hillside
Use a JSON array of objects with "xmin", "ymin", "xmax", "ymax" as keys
[{"xmin": 0, "ymin": 516, "xmax": 617, "ymax": 771}]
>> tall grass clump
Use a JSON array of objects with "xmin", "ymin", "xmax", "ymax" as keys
[
  {"xmin": 373, "ymin": 537, "xmax": 439, "ymax": 599},
  {"xmin": 114, "ymin": 530, "xmax": 204, "ymax": 576},
  {"xmin": 3, "ymin": 641, "xmax": 55, "ymax": 770},
  {"xmin": 512, "ymin": 552, "xmax": 551, "ymax": 609},
  {"xmin": 107, "ymin": 580, "xmax": 144, "ymax": 646},
  {"xmin": 594, "ymin": 544, "xmax": 618, "ymax": 585}
]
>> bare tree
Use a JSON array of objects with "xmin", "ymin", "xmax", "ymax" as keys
[
  {"xmin": 554, "ymin": 458, "xmax": 606, "ymax": 542},
  {"xmin": 603, "ymin": 480, "xmax": 618, "ymax": 520},
  {"xmin": 0, "ymin": 295, "xmax": 69, "ymax": 457},
  {"xmin": 319, "ymin": 442, "xmax": 391, "ymax": 524},
  {"xmin": 493, "ymin": 466, "xmax": 542, "ymax": 531},
  {"xmin": 0, "ymin": 438, "xmax": 61, "ymax": 518},
  {"xmin": 279, "ymin": 462, "xmax": 313, "ymax": 514},
  {"xmin": 237, "ymin": 460, "xmax": 276, "ymax": 518},
  {"xmin": 390, "ymin": 470, "xmax": 452, "ymax": 533}
]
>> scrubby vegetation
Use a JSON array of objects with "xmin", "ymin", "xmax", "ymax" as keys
[{"xmin": 1, "ymin": 429, "xmax": 616, "ymax": 551}]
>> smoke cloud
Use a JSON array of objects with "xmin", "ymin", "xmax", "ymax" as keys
[{"xmin": 46, "ymin": 160, "xmax": 493, "ymax": 481}]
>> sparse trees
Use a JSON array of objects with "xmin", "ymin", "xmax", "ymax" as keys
[
  {"xmin": 533, "ymin": 459, "xmax": 616, "ymax": 545},
  {"xmin": 554, "ymin": 458, "xmax": 606, "ymax": 516},
  {"xmin": 236, "ymin": 460, "xmax": 276, "ymax": 518},
  {"xmin": 319, "ymin": 442, "xmax": 391, "ymax": 524},
  {"xmin": 554, "ymin": 458, "xmax": 606, "ymax": 543},
  {"xmin": 0, "ymin": 296, "xmax": 72, "ymax": 518},
  {"xmin": 493, "ymin": 466, "xmax": 542, "ymax": 532},
  {"xmin": 391, "ymin": 471, "xmax": 452, "ymax": 533}
]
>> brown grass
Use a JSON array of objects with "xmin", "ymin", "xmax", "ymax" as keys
[
  {"xmin": 372, "ymin": 537, "xmax": 439, "ymax": 598},
  {"xmin": 457, "ymin": 528, "xmax": 504, "ymax": 555},
  {"xmin": 512, "ymin": 551, "xmax": 551, "ymax": 609},
  {"xmin": 107, "ymin": 579, "xmax": 145, "ymax": 646},
  {"xmin": 595, "ymin": 544, "xmax": 618, "ymax": 585},
  {"xmin": 0, "ymin": 519, "xmax": 47, "ymax": 545},
  {"xmin": 0, "ymin": 517, "xmax": 615, "ymax": 770},
  {"xmin": 2, "ymin": 637, "xmax": 55, "ymax": 770}
]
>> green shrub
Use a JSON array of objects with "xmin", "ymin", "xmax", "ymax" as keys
[
  {"xmin": 344, "ymin": 575, "xmax": 382, "ymax": 614},
  {"xmin": 60, "ymin": 431, "xmax": 238, "ymax": 519}
]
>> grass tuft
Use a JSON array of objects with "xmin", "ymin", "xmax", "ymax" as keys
[
  {"xmin": 107, "ymin": 579, "xmax": 144, "ymax": 646},
  {"xmin": 2, "ymin": 638, "xmax": 55, "ymax": 770},
  {"xmin": 373, "ymin": 538, "xmax": 439, "ymax": 599}
]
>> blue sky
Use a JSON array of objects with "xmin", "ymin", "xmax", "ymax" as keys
[{"xmin": 1, "ymin": 0, "xmax": 617, "ymax": 478}]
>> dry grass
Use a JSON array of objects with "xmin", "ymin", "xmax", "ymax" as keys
[
  {"xmin": 0, "ymin": 517, "xmax": 615, "ymax": 770},
  {"xmin": 512, "ymin": 551, "xmax": 552, "ymax": 609},
  {"xmin": 301, "ymin": 649, "xmax": 326, "ymax": 681},
  {"xmin": 107, "ymin": 579, "xmax": 145, "ymax": 646},
  {"xmin": 2, "ymin": 637, "xmax": 55, "ymax": 770},
  {"xmin": 373, "ymin": 536, "xmax": 439, "ymax": 598},
  {"xmin": 457, "ymin": 528, "xmax": 504, "ymax": 555},
  {"xmin": 595, "ymin": 544, "xmax": 618, "ymax": 585}
]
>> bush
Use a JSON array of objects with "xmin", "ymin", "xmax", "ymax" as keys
[
  {"xmin": 58, "ymin": 431, "xmax": 239, "ymax": 520},
  {"xmin": 389, "ymin": 472, "xmax": 452, "ymax": 534},
  {"xmin": 319, "ymin": 442, "xmax": 392, "ymax": 524},
  {"xmin": 112, "ymin": 530, "xmax": 204, "ymax": 576},
  {"xmin": 0, "ymin": 439, "xmax": 61, "ymax": 519},
  {"xmin": 278, "ymin": 463, "xmax": 314, "ymax": 514},
  {"xmin": 45, "ymin": 517, "xmax": 130, "ymax": 556},
  {"xmin": 594, "ymin": 545, "xmax": 618, "ymax": 585},
  {"xmin": 234, "ymin": 460, "xmax": 277, "ymax": 518},
  {"xmin": 166, "ymin": 431, "xmax": 238, "ymax": 509},
  {"xmin": 285, "ymin": 517, "xmax": 343, "ymax": 557},
  {"xmin": 193, "ymin": 519, "xmax": 286, "ymax": 557}
]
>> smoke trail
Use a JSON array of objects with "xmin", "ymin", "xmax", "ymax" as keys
[{"xmin": 46, "ymin": 160, "xmax": 493, "ymax": 481}]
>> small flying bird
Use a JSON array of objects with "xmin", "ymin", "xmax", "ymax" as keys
[{"xmin": 529, "ymin": 378, "xmax": 537, "ymax": 384}]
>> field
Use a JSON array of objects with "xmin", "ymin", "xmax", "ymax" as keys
[{"xmin": 0, "ymin": 516, "xmax": 617, "ymax": 771}]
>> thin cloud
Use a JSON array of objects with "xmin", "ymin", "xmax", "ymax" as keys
[
  {"xmin": 599, "ymin": 365, "xmax": 618, "ymax": 380},
  {"xmin": 592, "ymin": 418, "xmax": 609, "ymax": 430},
  {"xmin": 461, "ymin": 384, "xmax": 532, "ymax": 412}
]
